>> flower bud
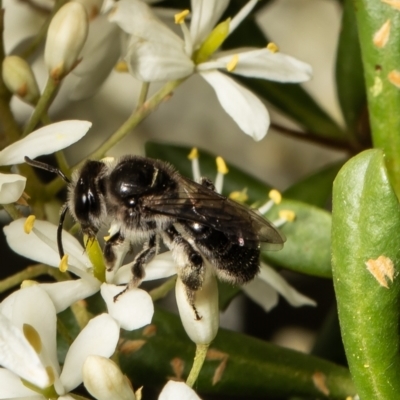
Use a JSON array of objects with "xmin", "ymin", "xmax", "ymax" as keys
[
  {"xmin": 2, "ymin": 56, "xmax": 40, "ymax": 104},
  {"xmin": 83, "ymin": 355, "xmax": 136, "ymax": 400},
  {"xmin": 176, "ymin": 267, "xmax": 219, "ymax": 344},
  {"xmin": 44, "ymin": 2, "xmax": 89, "ymax": 80},
  {"xmin": 73, "ymin": 0, "xmax": 103, "ymax": 19}
]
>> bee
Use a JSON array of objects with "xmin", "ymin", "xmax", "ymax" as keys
[{"xmin": 25, "ymin": 155, "xmax": 285, "ymax": 317}]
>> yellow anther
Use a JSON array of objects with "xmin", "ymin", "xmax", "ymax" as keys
[
  {"xmin": 114, "ymin": 60, "xmax": 129, "ymax": 72},
  {"xmin": 103, "ymin": 235, "xmax": 111, "ymax": 242},
  {"xmin": 267, "ymin": 42, "xmax": 279, "ymax": 53},
  {"xmin": 21, "ymin": 280, "xmax": 38, "ymax": 289},
  {"xmin": 59, "ymin": 254, "xmax": 69, "ymax": 272},
  {"xmin": 216, "ymin": 156, "xmax": 228, "ymax": 175},
  {"xmin": 226, "ymin": 54, "xmax": 239, "ymax": 72},
  {"xmin": 279, "ymin": 209, "xmax": 296, "ymax": 222},
  {"xmin": 23, "ymin": 324, "xmax": 42, "ymax": 353},
  {"xmin": 269, "ymin": 189, "xmax": 282, "ymax": 205},
  {"xmin": 175, "ymin": 9, "xmax": 190, "ymax": 24},
  {"xmin": 229, "ymin": 189, "xmax": 248, "ymax": 203},
  {"xmin": 101, "ymin": 156, "xmax": 115, "ymax": 164},
  {"xmin": 24, "ymin": 215, "xmax": 36, "ymax": 234},
  {"xmin": 188, "ymin": 147, "xmax": 199, "ymax": 160}
]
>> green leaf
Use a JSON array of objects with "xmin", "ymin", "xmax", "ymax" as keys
[
  {"xmin": 335, "ymin": 0, "xmax": 367, "ymax": 134},
  {"xmin": 120, "ymin": 307, "xmax": 355, "ymax": 398},
  {"xmin": 284, "ymin": 161, "xmax": 345, "ymax": 208},
  {"xmin": 332, "ymin": 149, "xmax": 400, "ymax": 398},
  {"xmin": 145, "ymin": 142, "xmax": 273, "ymax": 203},
  {"xmin": 264, "ymin": 200, "xmax": 332, "ymax": 278}
]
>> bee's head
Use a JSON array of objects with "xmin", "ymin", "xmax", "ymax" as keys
[{"xmin": 68, "ymin": 160, "xmax": 107, "ymax": 238}]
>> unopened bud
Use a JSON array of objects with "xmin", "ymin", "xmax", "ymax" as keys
[
  {"xmin": 2, "ymin": 56, "xmax": 40, "ymax": 104},
  {"xmin": 44, "ymin": 2, "xmax": 89, "ymax": 80},
  {"xmin": 176, "ymin": 267, "xmax": 219, "ymax": 344}
]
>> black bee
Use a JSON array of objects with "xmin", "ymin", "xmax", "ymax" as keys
[{"xmin": 25, "ymin": 155, "xmax": 285, "ymax": 316}]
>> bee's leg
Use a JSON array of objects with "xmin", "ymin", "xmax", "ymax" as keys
[
  {"xmin": 103, "ymin": 231, "xmax": 130, "ymax": 278},
  {"xmin": 113, "ymin": 234, "xmax": 157, "ymax": 302},
  {"xmin": 163, "ymin": 225, "xmax": 204, "ymax": 320}
]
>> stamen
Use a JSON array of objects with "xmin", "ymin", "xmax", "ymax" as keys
[
  {"xmin": 188, "ymin": 148, "xmax": 201, "ymax": 183},
  {"xmin": 23, "ymin": 324, "xmax": 42, "ymax": 353},
  {"xmin": 59, "ymin": 254, "xmax": 69, "ymax": 272},
  {"xmin": 114, "ymin": 60, "xmax": 129, "ymax": 72},
  {"xmin": 273, "ymin": 209, "xmax": 296, "ymax": 228},
  {"xmin": 46, "ymin": 366, "xmax": 55, "ymax": 385},
  {"xmin": 226, "ymin": 54, "xmax": 239, "ymax": 72},
  {"xmin": 215, "ymin": 157, "xmax": 228, "ymax": 194},
  {"xmin": 229, "ymin": 188, "xmax": 248, "ymax": 203},
  {"xmin": 24, "ymin": 215, "xmax": 36, "ymax": 234},
  {"xmin": 267, "ymin": 42, "xmax": 279, "ymax": 53},
  {"xmin": 21, "ymin": 280, "xmax": 38, "ymax": 288},
  {"xmin": 229, "ymin": 0, "xmax": 258, "ymax": 35},
  {"xmin": 258, "ymin": 189, "xmax": 282, "ymax": 214},
  {"xmin": 104, "ymin": 235, "xmax": 111, "ymax": 242},
  {"xmin": 174, "ymin": 9, "xmax": 190, "ymax": 24}
]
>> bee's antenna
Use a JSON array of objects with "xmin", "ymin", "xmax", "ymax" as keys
[
  {"xmin": 57, "ymin": 204, "xmax": 69, "ymax": 258},
  {"xmin": 24, "ymin": 156, "xmax": 71, "ymax": 184}
]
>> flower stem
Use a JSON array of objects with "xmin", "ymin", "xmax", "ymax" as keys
[
  {"xmin": 137, "ymin": 82, "xmax": 150, "ymax": 108},
  {"xmin": 81, "ymin": 78, "xmax": 184, "ymax": 165},
  {"xmin": 2, "ymin": 203, "xmax": 23, "ymax": 220},
  {"xmin": 0, "ymin": 263, "xmax": 68, "ymax": 294},
  {"xmin": 186, "ymin": 343, "xmax": 209, "ymax": 387},
  {"xmin": 45, "ymin": 78, "xmax": 185, "ymax": 197},
  {"xmin": 22, "ymin": 76, "xmax": 59, "ymax": 137}
]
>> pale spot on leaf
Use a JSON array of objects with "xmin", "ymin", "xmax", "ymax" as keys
[
  {"xmin": 382, "ymin": 0, "xmax": 400, "ymax": 10},
  {"xmin": 206, "ymin": 348, "xmax": 229, "ymax": 385},
  {"xmin": 168, "ymin": 357, "xmax": 185, "ymax": 381},
  {"xmin": 365, "ymin": 255, "xmax": 395, "ymax": 288},
  {"xmin": 312, "ymin": 371, "xmax": 329, "ymax": 396},
  {"xmin": 373, "ymin": 19, "xmax": 391, "ymax": 48},
  {"xmin": 119, "ymin": 339, "xmax": 146, "ymax": 354},
  {"xmin": 370, "ymin": 76, "xmax": 383, "ymax": 96},
  {"xmin": 388, "ymin": 70, "xmax": 400, "ymax": 88}
]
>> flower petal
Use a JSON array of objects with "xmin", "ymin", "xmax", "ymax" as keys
[
  {"xmin": 71, "ymin": 15, "xmax": 121, "ymax": 100},
  {"xmin": 0, "ymin": 173, "xmax": 26, "ymax": 204},
  {"xmin": 60, "ymin": 314, "xmax": 120, "ymax": 393},
  {"xmin": 0, "ymin": 368, "xmax": 42, "ymax": 398},
  {"xmin": 0, "ymin": 120, "xmax": 92, "ymax": 165},
  {"xmin": 4, "ymin": 219, "xmax": 91, "ymax": 274},
  {"xmin": 175, "ymin": 267, "xmax": 219, "ymax": 344},
  {"xmin": 158, "ymin": 380, "xmax": 202, "ymax": 400},
  {"xmin": 241, "ymin": 276, "xmax": 279, "ymax": 312},
  {"xmin": 206, "ymin": 48, "xmax": 312, "ymax": 82},
  {"xmin": 190, "ymin": 0, "xmax": 229, "ymax": 50},
  {"xmin": 126, "ymin": 36, "xmax": 194, "ymax": 81},
  {"xmin": 114, "ymin": 252, "xmax": 177, "ymax": 285},
  {"xmin": 100, "ymin": 284, "xmax": 154, "ymax": 330},
  {"xmin": 40, "ymin": 279, "xmax": 101, "ymax": 313},
  {"xmin": 199, "ymin": 70, "xmax": 269, "ymax": 140},
  {"xmin": 83, "ymin": 355, "xmax": 136, "ymax": 400},
  {"xmin": 258, "ymin": 264, "xmax": 316, "ymax": 307},
  {"xmin": 0, "ymin": 314, "xmax": 51, "ymax": 389}
]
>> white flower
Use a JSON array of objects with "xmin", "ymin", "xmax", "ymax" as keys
[
  {"xmin": 0, "ymin": 285, "xmax": 119, "ymax": 399},
  {"xmin": 158, "ymin": 381, "xmax": 202, "ymax": 400},
  {"xmin": 3, "ymin": 218, "xmax": 160, "ymax": 331},
  {"xmin": 110, "ymin": 0, "xmax": 312, "ymax": 140},
  {"xmin": 0, "ymin": 120, "xmax": 92, "ymax": 204}
]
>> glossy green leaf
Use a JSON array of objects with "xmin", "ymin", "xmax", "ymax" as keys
[
  {"xmin": 336, "ymin": 0, "xmax": 366, "ymax": 134},
  {"xmin": 284, "ymin": 161, "xmax": 345, "ymax": 208},
  {"xmin": 145, "ymin": 142, "xmax": 273, "ymax": 203},
  {"xmin": 264, "ymin": 199, "xmax": 332, "ymax": 278},
  {"xmin": 332, "ymin": 149, "xmax": 400, "ymax": 398},
  {"xmin": 120, "ymin": 307, "xmax": 355, "ymax": 398}
]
